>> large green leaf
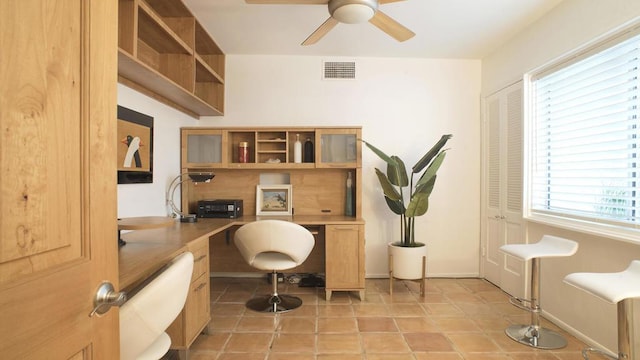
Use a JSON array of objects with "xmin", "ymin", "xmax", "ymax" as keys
[
  {"xmin": 384, "ymin": 196, "xmax": 405, "ymax": 215},
  {"xmin": 362, "ymin": 140, "xmax": 396, "ymax": 165},
  {"xmin": 388, "ymin": 155, "xmax": 408, "ymax": 187},
  {"xmin": 416, "ymin": 152, "xmax": 446, "ymax": 188},
  {"xmin": 374, "ymin": 168, "xmax": 401, "ymax": 201},
  {"xmin": 412, "ymin": 134, "xmax": 452, "ymax": 173},
  {"xmin": 415, "ymin": 175, "xmax": 436, "ymax": 196},
  {"xmin": 406, "ymin": 191, "xmax": 430, "ymax": 217}
]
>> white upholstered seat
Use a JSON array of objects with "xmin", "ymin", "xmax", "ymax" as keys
[
  {"xmin": 119, "ymin": 251, "xmax": 194, "ymax": 360},
  {"xmin": 234, "ymin": 220, "xmax": 315, "ymax": 313},
  {"xmin": 564, "ymin": 260, "xmax": 640, "ymax": 359}
]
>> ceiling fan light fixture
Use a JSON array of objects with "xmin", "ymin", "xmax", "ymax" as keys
[{"xmin": 329, "ymin": 0, "xmax": 378, "ymax": 24}]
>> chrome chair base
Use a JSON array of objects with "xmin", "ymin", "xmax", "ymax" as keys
[
  {"xmin": 505, "ymin": 324, "xmax": 567, "ymax": 349},
  {"xmin": 246, "ymin": 294, "xmax": 303, "ymax": 313}
]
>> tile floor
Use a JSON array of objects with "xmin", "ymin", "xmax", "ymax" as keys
[{"xmin": 179, "ymin": 277, "xmax": 609, "ymax": 360}]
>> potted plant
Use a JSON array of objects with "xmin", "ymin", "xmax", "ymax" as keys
[{"xmin": 361, "ymin": 134, "xmax": 452, "ymax": 281}]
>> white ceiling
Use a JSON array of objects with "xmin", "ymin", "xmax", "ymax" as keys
[{"xmin": 184, "ymin": 0, "xmax": 563, "ymax": 59}]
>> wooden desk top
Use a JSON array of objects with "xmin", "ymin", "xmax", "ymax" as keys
[
  {"xmin": 118, "ymin": 216, "xmax": 175, "ymax": 230},
  {"xmin": 118, "ymin": 216, "xmax": 363, "ymax": 291}
]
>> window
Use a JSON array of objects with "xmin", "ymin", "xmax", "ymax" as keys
[{"xmin": 526, "ymin": 24, "xmax": 640, "ymax": 242}]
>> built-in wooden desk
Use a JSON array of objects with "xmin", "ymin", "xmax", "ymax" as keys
[
  {"xmin": 119, "ymin": 216, "xmax": 363, "ymax": 293},
  {"xmin": 118, "ymin": 216, "xmax": 365, "ymax": 354}
]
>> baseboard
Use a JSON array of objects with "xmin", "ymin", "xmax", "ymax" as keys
[
  {"xmin": 365, "ymin": 273, "xmax": 481, "ymax": 279},
  {"xmin": 540, "ymin": 310, "xmax": 616, "ymax": 358}
]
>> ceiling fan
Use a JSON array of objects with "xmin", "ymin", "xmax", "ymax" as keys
[{"xmin": 245, "ymin": 0, "xmax": 415, "ymax": 46}]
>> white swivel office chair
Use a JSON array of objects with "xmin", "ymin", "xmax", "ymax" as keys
[
  {"xmin": 120, "ymin": 251, "xmax": 194, "ymax": 360},
  {"xmin": 234, "ymin": 220, "xmax": 315, "ymax": 313}
]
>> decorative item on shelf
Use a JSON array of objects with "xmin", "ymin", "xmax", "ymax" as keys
[
  {"xmin": 345, "ymin": 171, "xmax": 354, "ymax": 216},
  {"xmin": 304, "ymin": 137, "xmax": 314, "ymax": 163},
  {"xmin": 238, "ymin": 141, "xmax": 249, "ymax": 163},
  {"xmin": 166, "ymin": 172, "xmax": 215, "ymax": 223},
  {"xmin": 294, "ymin": 134, "xmax": 302, "ymax": 163},
  {"xmin": 256, "ymin": 184, "xmax": 293, "ymax": 216}
]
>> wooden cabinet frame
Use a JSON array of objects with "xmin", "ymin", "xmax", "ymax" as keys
[{"xmin": 118, "ymin": 0, "xmax": 225, "ymax": 118}]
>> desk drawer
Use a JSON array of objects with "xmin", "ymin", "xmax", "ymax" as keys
[{"xmin": 189, "ymin": 236, "xmax": 209, "ymax": 279}]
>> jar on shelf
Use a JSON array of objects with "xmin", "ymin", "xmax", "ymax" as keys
[{"xmin": 238, "ymin": 141, "xmax": 249, "ymax": 163}]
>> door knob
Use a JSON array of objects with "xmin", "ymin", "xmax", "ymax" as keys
[{"xmin": 90, "ymin": 282, "xmax": 126, "ymax": 317}]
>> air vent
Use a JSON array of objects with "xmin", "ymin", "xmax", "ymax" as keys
[{"xmin": 323, "ymin": 61, "xmax": 356, "ymax": 80}]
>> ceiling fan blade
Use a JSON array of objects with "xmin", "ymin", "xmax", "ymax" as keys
[
  {"xmin": 369, "ymin": 10, "xmax": 415, "ymax": 42},
  {"xmin": 379, "ymin": 0, "xmax": 406, "ymax": 4},
  {"xmin": 245, "ymin": 0, "xmax": 328, "ymax": 4},
  {"xmin": 301, "ymin": 17, "xmax": 339, "ymax": 46}
]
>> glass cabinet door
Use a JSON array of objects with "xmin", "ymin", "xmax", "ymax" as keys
[
  {"xmin": 181, "ymin": 129, "xmax": 227, "ymax": 168},
  {"xmin": 315, "ymin": 128, "xmax": 361, "ymax": 168}
]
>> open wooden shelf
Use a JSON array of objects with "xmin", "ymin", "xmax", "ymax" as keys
[{"xmin": 118, "ymin": 0, "xmax": 225, "ymax": 118}]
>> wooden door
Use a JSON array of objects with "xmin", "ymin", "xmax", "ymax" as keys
[{"xmin": 0, "ymin": 0, "xmax": 118, "ymax": 358}]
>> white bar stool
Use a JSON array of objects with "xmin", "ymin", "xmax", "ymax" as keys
[
  {"xmin": 563, "ymin": 260, "xmax": 640, "ymax": 360},
  {"xmin": 499, "ymin": 235, "xmax": 579, "ymax": 349}
]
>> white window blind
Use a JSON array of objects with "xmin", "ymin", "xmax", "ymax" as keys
[{"xmin": 530, "ymin": 30, "xmax": 640, "ymax": 230}]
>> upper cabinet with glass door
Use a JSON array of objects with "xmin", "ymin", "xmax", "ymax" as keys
[
  {"xmin": 315, "ymin": 128, "xmax": 361, "ymax": 168},
  {"xmin": 181, "ymin": 128, "xmax": 227, "ymax": 168}
]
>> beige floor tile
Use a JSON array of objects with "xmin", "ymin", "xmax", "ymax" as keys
[
  {"xmin": 403, "ymin": 332, "xmax": 454, "ymax": 352},
  {"xmin": 361, "ymin": 333, "xmax": 411, "ymax": 353},
  {"xmin": 224, "ymin": 332, "xmax": 273, "ymax": 352},
  {"xmin": 208, "ymin": 316, "xmax": 239, "ymax": 331},
  {"xmin": 235, "ymin": 316, "xmax": 279, "ymax": 332},
  {"xmin": 190, "ymin": 332, "xmax": 230, "ymax": 351},
  {"xmin": 395, "ymin": 317, "xmax": 439, "ymax": 332},
  {"xmin": 317, "ymin": 354, "xmax": 364, "ymax": 360},
  {"xmin": 366, "ymin": 354, "xmax": 415, "ymax": 360},
  {"xmin": 317, "ymin": 304, "xmax": 354, "ymax": 317},
  {"xmin": 433, "ymin": 317, "xmax": 482, "ymax": 332},
  {"xmin": 423, "ymin": 303, "xmax": 464, "ymax": 317},
  {"xmin": 357, "ymin": 317, "xmax": 398, "ymax": 332},
  {"xmin": 189, "ymin": 278, "xmax": 597, "ymax": 359},
  {"xmin": 217, "ymin": 353, "xmax": 266, "ymax": 360},
  {"xmin": 413, "ymin": 352, "xmax": 464, "ymax": 360},
  {"xmin": 217, "ymin": 291, "xmax": 254, "ymax": 303},
  {"xmin": 388, "ymin": 303, "xmax": 427, "ymax": 317},
  {"xmin": 188, "ymin": 352, "xmax": 219, "ymax": 360},
  {"xmin": 277, "ymin": 316, "xmax": 316, "ymax": 333},
  {"xmin": 317, "ymin": 333, "xmax": 362, "ymax": 353},
  {"xmin": 270, "ymin": 333, "xmax": 316, "ymax": 353},
  {"xmin": 353, "ymin": 304, "xmax": 391, "ymax": 317},
  {"xmin": 211, "ymin": 303, "xmax": 246, "ymax": 317},
  {"xmin": 318, "ymin": 317, "xmax": 358, "ymax": 333},
  {"xmin": 268, "ymin": 354, "xmax": 315, "ymax": 360},
  {"xmin": 447, "ymin": 333, "xmax": 502, "ymax": 352}
]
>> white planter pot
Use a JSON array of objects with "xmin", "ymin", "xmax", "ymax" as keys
[{"xmin": 388, "ymin": 242, "xmax": 427, "ymax": 280}]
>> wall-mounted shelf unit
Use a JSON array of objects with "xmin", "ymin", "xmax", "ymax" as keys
[
  {"xmin": 180, "ymin": 126, "xmax": 363, "ymax": 217},
  {"xmin": 118, "ymin": 0, "xmax": 225, "ymax": 118},
  {"xmin": 181, "ymin": 127, "xmax": 361, "ymax": 169}
]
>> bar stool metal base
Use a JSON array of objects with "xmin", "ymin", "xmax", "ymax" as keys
[
  {"xmin": 505, "ymin": 324, "xmax": 567, "ymax": 350},
  {"xmin": 246, "ymin": 294, "xmax": 303, "ymax": 313}
]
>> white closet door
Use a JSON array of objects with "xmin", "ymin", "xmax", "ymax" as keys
[{"xmin": 481, "ymin": 81, "xmax": 526, "ymax": 298}]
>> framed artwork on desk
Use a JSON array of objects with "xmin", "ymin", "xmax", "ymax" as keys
[{"xmin": 256, "ymin": 185, "xmax": 292, "ymax": 215}]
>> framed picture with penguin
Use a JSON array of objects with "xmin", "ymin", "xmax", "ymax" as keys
[{"xmin": 117, "ymin": 105, "xmax": 153, "ymax": 184}]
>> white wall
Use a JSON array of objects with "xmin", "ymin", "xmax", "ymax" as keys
[
  {"xmin": 116, "ymin": 84, "xmax": 198, "ymax": 218},
  {"xmin": 482, "ymin": 0, "xmax": 640, "ymax": 354},
  {"xmin": 118, "ymin": 55, "xmax": 482, "ymax": 278}
]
